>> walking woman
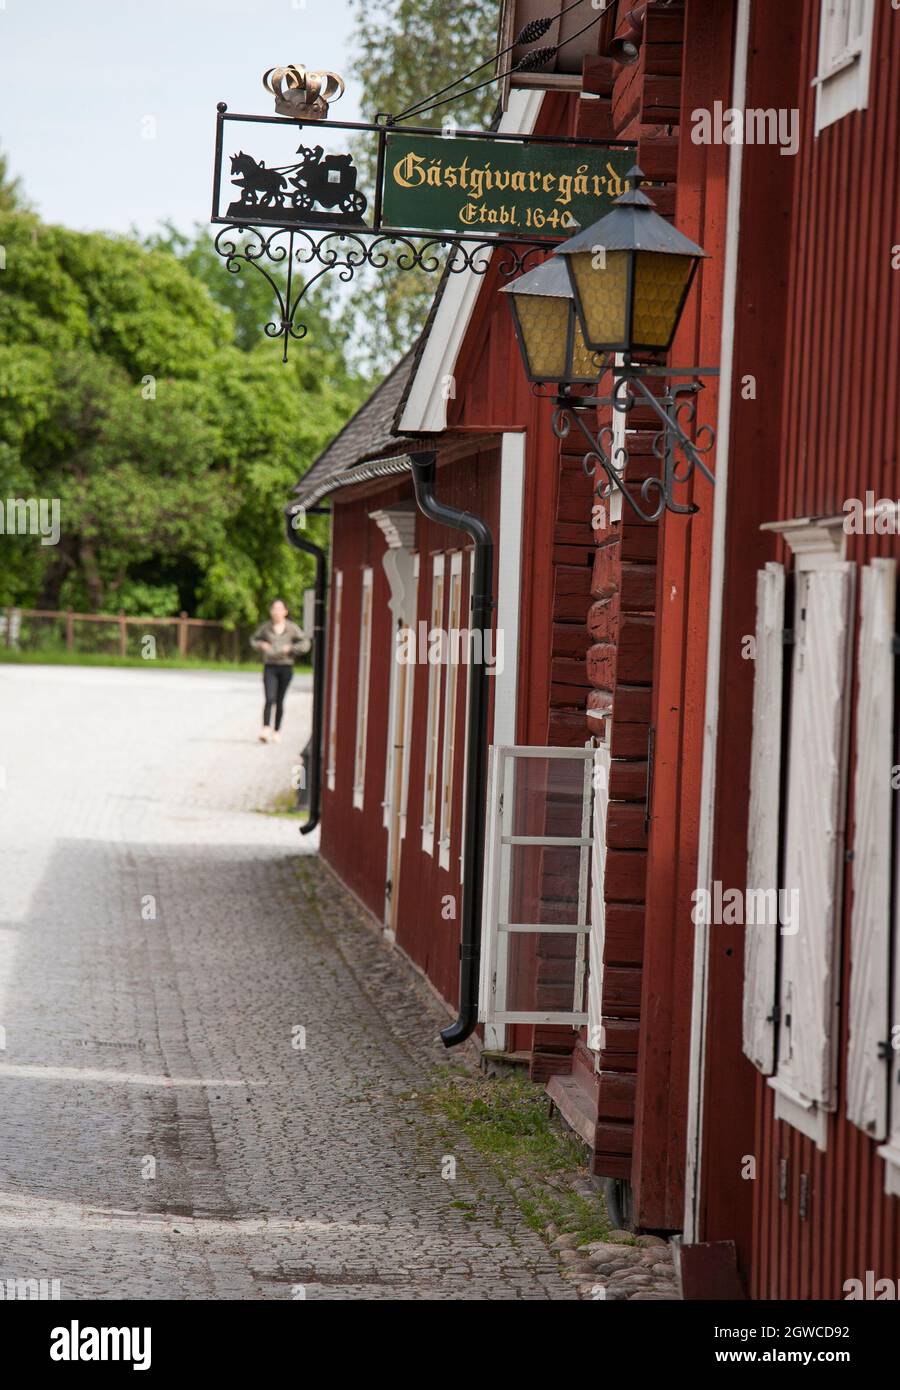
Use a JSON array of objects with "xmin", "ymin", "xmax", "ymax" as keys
[{"xmin": 250, "ymin": 599, "xmax": 310, "ymax": 743}]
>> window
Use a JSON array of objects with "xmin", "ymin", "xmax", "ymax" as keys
[
  {"xmin": 459, "ymin": 550, "xmax": 475, "ymax": 880},
  {"xmin": 352, "ymin": 567, "xmax": 373, "ymax": 809},
  {"xmin": 326, "ymin": 570, "xmax": 342, "ymax": 791},
  {"xmin": 479, "ymin": 745, "xmax": 595, "ymax": 1027},
  {"xmin": 400, "ymin": 554, "xmax": 420, "ymax": 841},
  {"xmin": 813, "ymin": 0, "xmax": 875, "ymax": 134},
  {"xmin": 743, "ymin": 520, "xmax": 854, "ymax": 1151},
  {"xmin": 421, "ymin": 555, "xmax": 445, "ymax": 854},
  {"xmin": 438, "ymin": 553, "xmax": 463, "ymax": 870}
]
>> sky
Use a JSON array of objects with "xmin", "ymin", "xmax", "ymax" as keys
[{"xmin": 0, "ymin": 0, "xmax": 363, "ymax": 237}]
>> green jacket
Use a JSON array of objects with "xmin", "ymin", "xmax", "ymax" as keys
[{"xmin": 250, "ymin": 619, "xmax": 310, "ymax": 665}]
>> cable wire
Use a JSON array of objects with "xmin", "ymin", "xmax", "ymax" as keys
[
  {"xmin": 395, "ymin": 6, "xmax": 608, "ymax": 124},
  {"xmin": 392, "ymin": 0, "xmax": 596, "ymax": 124}
]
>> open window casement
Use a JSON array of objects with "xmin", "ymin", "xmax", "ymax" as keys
[
  {"xmin": 479, "ymin": 745, "xmax": 595, "ymax": 1027},
  {"xmin": 847, "ymin": 561, "xmax": 896, "ymax": 1141},
  {"xmin": 742, "ymin": 562, "xmax": 786, "ymax": 1074},
  {"xmin": 770, "ymin": 556, "xmax": 854, "ymax": 1149}
]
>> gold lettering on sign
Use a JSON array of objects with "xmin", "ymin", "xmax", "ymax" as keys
[{"xmin": 389, "ymin": 147, "xmax": 625, "ymax": 221}]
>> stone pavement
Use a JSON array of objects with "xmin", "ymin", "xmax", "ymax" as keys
[{"xmin": 0, "ymin": 664, "xmax": 575, "ymax": 1300}]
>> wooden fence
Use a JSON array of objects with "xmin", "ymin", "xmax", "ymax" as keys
[{"xmin": 0, "ymin": 607, "xmax": 246, "ymax": 662}]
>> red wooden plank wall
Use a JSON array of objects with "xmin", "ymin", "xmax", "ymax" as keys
[
  {"xmin": 321, "ymin": 452, "xmax": 501, "ymax": 1014},
  {"xmin": 746, "ymin": 0, "xmax": 900, "ymax": 1299}
]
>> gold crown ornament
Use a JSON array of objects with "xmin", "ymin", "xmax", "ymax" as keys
[{"xmin": 262, "ymin": 65, "xmax": 345, "ymax": 120}]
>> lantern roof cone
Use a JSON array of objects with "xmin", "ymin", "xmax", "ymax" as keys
[
  {"xmin": 498, "ymin": 255, "xmax": 574, "ymax": 300},
  {"xmin": 554, "ymin": 165, "xmax": 708, "ymax": 260}
]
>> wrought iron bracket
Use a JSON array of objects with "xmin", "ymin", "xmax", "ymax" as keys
[
  {"xmin": 210, "ymin": 104, "xmax": 636, "ymax": 361},
  {"xmin": 213, "ymin": 223, "xmax": 550, "ymax": 362},
  {"xmin": 550, "ymin": 359, "xmax": 718, "ymax": 522}
]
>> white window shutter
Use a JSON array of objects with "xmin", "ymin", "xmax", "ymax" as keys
[
  {"xmin": 846, "ymin": 559, "xmax": 896, "ymax": 1138},
  {"xmin": 743, "ymin": 562, "xmax": 785, "ymax": 1073},
  {"xmin": 587, "ymin": 740, "xmax": 611, "ymax": 1058},
  {"xmin": 776, "ymin": 563, "xmax": 853, "ymax": 1109}
]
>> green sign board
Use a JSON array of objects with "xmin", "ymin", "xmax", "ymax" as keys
[{"xmin": 381, "ymin": 133, "xmax": 632, "ymax": 240}]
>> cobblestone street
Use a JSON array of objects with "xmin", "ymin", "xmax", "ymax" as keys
[{"xmin": 0, "ymin": 665, "xmax": 574, "ymax": 1300}]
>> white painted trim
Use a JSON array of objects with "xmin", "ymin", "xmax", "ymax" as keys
[
  {"xmin": 480, "ymin": 436, "xmax": 525, "ymax": 1051},
  {"xmin": 421, "ymin": 553, "xmax": 445, "ymax": 856},
  {"xmin": 813, "ymin": 0, "xmax": 875, "ymax": 135},
  {"xmin": 846, "ymin": 559, "xmax": 895, "ymax": 1139},
  {"xmin": 769, "ymin": 1076, "xmax": 829, "ymax": 1152},
  {"xmin": 459, "ymin": 550, "xmax": 476, "ymax": 881},
  {"xmin": 326, "ymin": 569, "xmax": 343, "ymax": 792},
  {"xmin": 479, "ymin": 745, "xmax": 595, "ymax": 1029},
  {"xmin": 396, "ymin": 91, "xmax": 545, "ymax": 436},
  {"xmin": 760, "ymin": 514, "xmax": 847, "ymax": 568},
  {"xmin": 438, "ymin": 551, "xmax": 463, "ymax": 870},
  {"xmin": 877, "ymin": 1144, "xmax": 900, "ymax": 1199},
  {"xmin": 373, "ymin": 508, "xmax": 418, "ymax": 928},
  {"xmin": 352, "ymin": 566, "xmax": 374, "ymax": 810},
  {"xmin": 399, "ymin": 554, "xmax": 419, "ymax": 842},
  {"xmin": 683, "ymin": 0, "xmax": 751, "ymax": 1247}
]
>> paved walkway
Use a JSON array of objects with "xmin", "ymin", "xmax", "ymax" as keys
[{"xmin": 0, "ymin": 665, "xmax": 573, "ymax": 1300}]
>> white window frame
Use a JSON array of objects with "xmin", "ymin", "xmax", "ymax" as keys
[
  {"xmin": 400, "ymin": 554, "xmax": 419, "ymax": 841},
  {"xmin": 352, "ymin": 566, "xmax": 373, "ymax": 810},
  {"xmin": 757, "ymin": 517, "xmax": 854, "ymax": 1152},
  {"xmin": 479, "ymin": 745, "xmax": 594, "ymax": 1027},
  {"xmin": 421, "ymin": 554, "xmax": 445, "ymax": 855},
  {"xmin": 458, "ymin": 550, "xmax": 475, "ymax": 880},
  {"xmin": 326, "ymin": 569, "xmax": 342, "ymax": 791},
  {"xmin": 438, "ymin": 552, "xmax": 463, "ymax": 870},
  {"xmin": 813, "ymin": 0, "xmax": 875, "ymax": 135}
]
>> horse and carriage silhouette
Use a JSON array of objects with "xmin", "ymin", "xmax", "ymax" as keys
[{"xmin": 227, "ymin": 145, "xmax": 368, "ymax": 224}]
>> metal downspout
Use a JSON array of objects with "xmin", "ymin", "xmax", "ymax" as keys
[
  {"xmin": 285, "ymin": 505, "xmax": 327, "ymax": 836},
  {"xmin": 408, "ymin": 451, "xmax": 494, "ymax": 1047}
]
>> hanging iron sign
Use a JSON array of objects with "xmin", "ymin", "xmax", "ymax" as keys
[
  {"xmin": 381, "ymin": 132, "xmax": 633, "ymax": 239},
  {"xmin": 212, "ymin": 107, "xmax": 635, "ymax": 244}
]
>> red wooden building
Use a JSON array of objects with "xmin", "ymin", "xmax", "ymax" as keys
[{"xmin": 287, "ymin": 0, "xmax": 900, "ymax": 1299}]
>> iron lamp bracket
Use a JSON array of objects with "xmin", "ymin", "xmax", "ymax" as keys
[{"xmin": 550, "ymin": 361, "xmax": 718, "ymax": 522}]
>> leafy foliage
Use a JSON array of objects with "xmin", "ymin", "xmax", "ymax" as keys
[
  {"xmin": 0, "ymin": 200, "xmax": 367, "ymax": 623},
  {"xmin": 349, "ymin": 0, "xmax": 501, "ymax": 368}
]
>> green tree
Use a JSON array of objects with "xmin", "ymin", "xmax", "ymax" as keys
[
  {"xmin": 0, "ymin": 147, "xmax": 29, "ymax": 213},
  {"xmin": 349, "ymin": 0, "xmax": 501, "ymax": 368},
  {"xmin": 0, "ymin": 204, "xmax": 366, "ymax": 624}
]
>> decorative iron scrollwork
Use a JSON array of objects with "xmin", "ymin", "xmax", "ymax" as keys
[
  {"xmin": 551, "ymin": 366, "xmax": 717, "ymax": 522},
  {"xmin": 213, "ymin": 225, "xmax": 546, "ymax": 361}
]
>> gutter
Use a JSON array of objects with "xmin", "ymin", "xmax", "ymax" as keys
[
  {"xmin": 683, "ymin": 0, "xmax": 751, "ymax": 1243},
  {"xmin": 291, "ymin": 452, "xmax": 415, "ymax": 512},
  {"xmin": 284, "ymin": 505, "xmax": 328, "ymax": 836},
  {"xmin": 408, "ymin": 451, "xmax": 494, "ymax": 1047}
]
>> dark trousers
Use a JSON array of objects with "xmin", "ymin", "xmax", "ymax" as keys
[{"xmin": 263, "ymin": 664, "xmax": 292, "ymax": 731}]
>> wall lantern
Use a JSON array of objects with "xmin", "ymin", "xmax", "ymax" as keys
[
  {"xmin": 502, "ymin": 165, "xmax": 717, "ymax": 522},
  {"xmin": 499, "ymin": 256, "xmax": 602, "ymax": 386},
  {"xmin": 555, "ymin": 165, "xmax": 707, "ymax": 355}
]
